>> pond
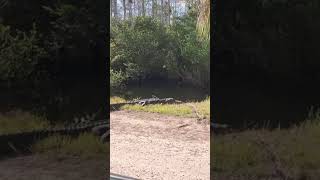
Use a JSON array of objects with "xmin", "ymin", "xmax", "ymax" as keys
[
  {"xmin": 111, "ymin": 81, "xmax": 210, "ymax": 102},
  {"xmin": 214, "ymin": 77, "xmax": 320, "ymax": 129},
  {"xmin": 0, "ymin": 80, "xmax": 108, "ymax": 123}
]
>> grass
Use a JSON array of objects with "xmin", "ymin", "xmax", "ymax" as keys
[
  {"xmin": 0, "ymin": 110, "xmax": 51, "ymax": 134},
  {"xmin": 110, "ymin": 96, "xmax": 210, "ymax": 119},
  {"xmin": 0, "ymin": 110, "xmax": 108, "ymax": 158},
  {"xmin": 31, "ymin": 133, "xmax": 108, "ymax": 158},
  {"xmin": 110, "ymin": 96, "xmax": 126, "ymax": 104},
  {"xmin": 212, "ymin": 109, "xmax": 320, "ymax": 179}
]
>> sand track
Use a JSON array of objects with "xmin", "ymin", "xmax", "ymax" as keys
[
  {"xmin": 0, "ymin": 155, "xmax": 107, "ymax": 180},
  {"xmin": 110, "ymin": 110, "xmax": 210, "ymax": 180}
]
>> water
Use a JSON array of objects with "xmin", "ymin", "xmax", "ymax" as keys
[
  {"xmin": 214, "ymin": 78, "xmax": 320, "ymax": 129},
  {"xmin": 0, "ymin": 80, "xmax": 108, "ymax": 123},
  {"xmin": 112, "ymin": 81, "xmax": 209, "ymax": 102}
]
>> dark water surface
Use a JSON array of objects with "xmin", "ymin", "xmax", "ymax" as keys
[
  {"xmin": 0, "ymin": 80, "xmax": 108, "ymax": 123},
  {"xmin": 112, "ymin": 81, "xmax": 209, "ymax": 102},
  {"xmin": 214, "ymin": 77, "xmax": 320, "ymax": 129}
]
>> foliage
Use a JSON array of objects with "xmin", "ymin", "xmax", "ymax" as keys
[
  {"xmin": 169, "ymin": 10, "xmax": 210, "ymax": 89},
  {"xmin": 111, "ymin": 11, "xmax": 210, "ymax": 90},
  {"xmin": 111, "ymin": 16, "xmax": 175, "ymax": 82},
  {"xmin": 0, "ymin": 24, "xmax": 48, "ymax": 82},
  {"xmin": 197, "ymin": 0, "xmax": 210, "ymax": 41},
  {"xmin": 213, "ymin": 108, "xmax": 320, "ymax": 179},
  {"xmin": 216, "ymin": 0, "xmax": 320, "ymax": 79},
  {"xmin": 110, "ymin": 69, "xmax": 127, "ymax": 91},
  {"xmin": 0, "ymin": 0, "xmax": 107, "ymax": 86}
]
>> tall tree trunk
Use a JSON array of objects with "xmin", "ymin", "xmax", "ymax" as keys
[
  {"xmin": 113, "ymin": 0, "xmax": 118, "ymax": 17},
  {"xmin": 142, "ymin": 0, "xmax": 145, "ymax": 16},
  {"xmin": 168, "ymin": 0, "xmax": 171, "ymax": 24},
  {"xmin": 161, "ymin": 0, "xmax": 164, "ymax": 23},
  {"xmin": 174, "ymin": 0, "xmax": 176, "ymax": 17},
  {"xmin": 152, "ymin": 0, "xmax": 156, "ymax": 17},
  {"xmin": 196, "ymin": 0, "xmax": 210, "ymax": 41},
  {"xmin": 137, "ymin": 0, "xmax": 141, "ymax": 16},
  {"xmin": 123, "ymin": 0, "xmax": 126, "ymax": 19},
  {"xmin": 110, "ymin": 0, "xmax": 113, "ymax": 17},
  {"xmin": 128, "ymin": 0, "xmax": 133, "ymax": 18},
  {"xmin": 133, "ymin": 0, "xmax": 136, "ymax": 16}
]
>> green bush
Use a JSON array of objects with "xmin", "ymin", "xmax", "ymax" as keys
[
  {"xmin": 110, "ymin": 69, "xmax": 127, "ymax": 91},
  {"xmin": 110, "ymin": 13, "xmax": 210, "ymax": 90},
  {"xmin": 111, "ymin": 17, "xmax": 175, "ymax": 81},
  {"xmin": 0, "ymin": 24, "xmax": 48, "ymax": 82},
  {"xmin": 169, "ymin": 12, "xmax": 210, "ymax": 89}
]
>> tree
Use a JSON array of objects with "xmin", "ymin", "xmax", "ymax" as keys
[
  {"xmin": 142, "ymin": 0, "xmax": 145, "ymax": 16},
  {"xmin": 123, "ymin": 0, "xmax": 126, "ymax": 19},
  {"xmin": 152, "ymin": 0, "xmax": 157, "ymax": 17},
  {"xmin": 128, "ymin": 0, "xmax": 133, "ymax": 17},
  {"xmin": 196, "ymin": 0, "xmax": 210, "ymax": 40},
  {"xmin": 113, "ymin": 0, "xmax": 118, "ymax": 17}
]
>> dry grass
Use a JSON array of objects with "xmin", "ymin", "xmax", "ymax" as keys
[
  {"xmin": 0, "ymin": 110, "xmax": 108, "ymax": 158},
  {"xmin": 31, "ymin": 133, "xmax": 108, "ymax": 158},
  {"xmin": 212, "ymin": 109, "xmax": 320, "ymax": 179},
  {"xmin": 0, "ymin": 110, "xmax": 51, "ymax": 134}
]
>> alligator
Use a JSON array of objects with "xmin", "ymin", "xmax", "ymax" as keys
[
  {"xmin": 0, "ymin": 120, "xmax": 109, "ymax": 157},
  {"xmin": 110, "ymin": 97, "xmax": 231, "ymax": 134},
  {"xmin": 110, "ymin": 97, "xmax": 180, "ymax": 111}
]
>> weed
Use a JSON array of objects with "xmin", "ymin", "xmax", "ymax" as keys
[{"xmin": 0, "ymin": 110, "xmax": 50, "ymax": 134}]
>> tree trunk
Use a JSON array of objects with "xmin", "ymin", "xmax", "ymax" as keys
[
  {"xmin": 128, "ymin": 0, "xmax": 133, "ymax": 17},
  {"xmin": 196, "ymin": 0, "xmax": 210, "ymax": 40},
  {"xmin": 123, "ymin": 0, "xmax": 126, "ymax": 19},
  {"xmin": 152, "ymin": 0, "xmax": 156, "ymax": 17},
  {"xmin": 113, "ymin": 0, "xmax": 118, "ymax": 17},
  {"xmin": 168, "ymin": 0, "xmax": 171, "ymax": 24},
  {"xmin": 142, "ymin": 0, "xmax": 145, "ymax": 16},
  {"xmin": 161, "ymin": 0, "xmax": 164, "ymax": 23}
]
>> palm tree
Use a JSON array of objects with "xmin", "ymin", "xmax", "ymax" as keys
[{"xmin": 196, "ymin": 0, "xmax": 210, "ymax": 41}]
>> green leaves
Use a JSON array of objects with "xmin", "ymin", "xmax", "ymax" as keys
[
  {"xmin": 0, "ymin": 24, "xmax": 47, "ymax": 81},
  {"xmin": 111, "ymin": 14, "xmax": 210, "ymax": 90}
]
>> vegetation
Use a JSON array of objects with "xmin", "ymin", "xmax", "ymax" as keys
[
  {"xmin": 196, "ymin": 0, "xmax": 210, "ymax": 41},
  {"xmin": 0, "ymin": 110, "xmax": 50, "ymax": 134},
  {"xmin": 213, "ymin": 109, "xmax": 320, "ymax": 179},
  {"xmin": 0, "ymin": 24, "xmax": 48, "ymax": 83},
  {"xmin": 110, "ymin": 0, "xmax": 210, "ymax": 91},
  {"xmin": 0, "ymin": 0, "xmax": 107, "ymax": 87},
  {"xmin": 0, "ymin": 110, "xmax": 106, "ymax": 158},
  {"xmin": 111, "ymin": 96, "xmax": 210, "ymax": 119},
  {"xmin": 216, "ymin": 0, "xmax": 320, "ymax": 80},
  {"xmin": 31, "ymin": 134, "xmax": 108, "ymax": 158}
]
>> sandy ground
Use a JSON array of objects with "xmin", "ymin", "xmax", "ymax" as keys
[
  {"xmin": 110, "ymin": 110, "xmax": 210, "ymax": 180},
  {"xmin": 0, "ymin": 155, "xmax": 107, "ymax": 180}
]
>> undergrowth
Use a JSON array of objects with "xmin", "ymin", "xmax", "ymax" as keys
[
  {"xmin": 31, "ymin": 133, "xmax": 108, "ymax": 158},
  {"xmin": 213, "ymin": 108, "xmax": 320, "ymax": 179},
  {"xmin": 0, "ymin": 110, "xmax": 107, "ymax": 158},
  {"xmin": 0, "ymin": 110, "xmax": 50, "ymax": 134}
]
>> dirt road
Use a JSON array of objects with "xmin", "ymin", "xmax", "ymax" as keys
[
  {"xmin": 110, "ymin": 110, "xmax": 210, "ymax": 180},
  {"xmin": 0, "ymin": 155, "xmax": 107, "ymax": 180}
]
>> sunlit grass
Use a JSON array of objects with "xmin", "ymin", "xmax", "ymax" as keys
[
  {"xmin": 31, "ymin": 133, "xmax": 108, "ymax": 158},
  {"xmin": 115, "ymin": 96, "xmax": 210, "ymax": 119},
  {"xmin": 122, "ymin": 103, "xmax": 193, "ymax": 117},
  {"xmin": 0, "ymin": 110, "xmax": 51, "ymax": 134},
  {"xmin": 110, "ymin": 96, "xmax": 126, "ymax": 104}
]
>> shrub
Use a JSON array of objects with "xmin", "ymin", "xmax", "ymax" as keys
[
  {"xmin": 110, "ymin": 69, "xmax": 127, "ymax": 91},
  {"xmin": 0, "ymin": 24, "xmax": 48, "ymax": 83}
]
